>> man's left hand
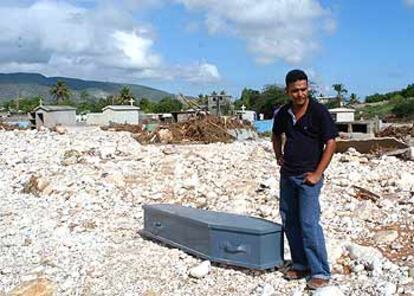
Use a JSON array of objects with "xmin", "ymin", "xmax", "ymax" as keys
[{"xmin": 304, "ymin": 172, "xmax": 322, "ymax": 185}]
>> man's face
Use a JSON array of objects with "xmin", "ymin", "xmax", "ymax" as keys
[{"xmin": 286, "ymin": 80, "xmax": 309, "ymax": 106}]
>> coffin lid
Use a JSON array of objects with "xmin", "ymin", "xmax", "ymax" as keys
[{"xmin": 144, "ymin": 204, "xmax": 282, "ymax": 234}]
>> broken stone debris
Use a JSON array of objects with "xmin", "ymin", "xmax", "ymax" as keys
[
  {"xmin": 102, "ymin": 115, "xmax": 253, "ymax": 144},
  {"xmin": 0, "ymin": 126, "xmax": 413, "ymax": 295}
]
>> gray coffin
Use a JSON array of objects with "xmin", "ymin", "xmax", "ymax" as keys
[{"xmin": 141, "ymin": 204, "xmax": 284, "ymax": 270}]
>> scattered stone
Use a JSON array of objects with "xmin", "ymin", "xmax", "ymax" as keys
[
  {"xmin": 0, "ymin": 126, "xmax": 413, "ymax": 295},
  {"xmin": 352, "ymin": 264, "xmax": 365, "ymax": 273},
  {"xmin": 373, "ymin": 230, "xmax": 399, "ymax": 245},
  {"xmin": 313, "ymin": 286, "xmax": 344, "ymax": 296},
  {"xmin": 7, "ymin": 278, "xmax": 54, "ymax": 296},
  {"xmin": 162, "ymin": 146, "xmax": 177, "ymax": 155},
  {"xmin": 22, "ymin": 176, "xmax": 50, "ymax": 196},
  {"xmin": 189, "ymin": 260, "xmax": 211, "ymax": 279},
  {"xmin": 158, "ymin": 129, "xmax": 173, "ymax": 144},
  {"xmin": 53, "ymin": 125, "xmax": 67, "ymax": 135},
  {"xmin": 375, "ymin": 281, "xmax": 397, "ymax": 296},
  {"xmin": 259, "ymin": 283, "xmax": 275, "ymax": 296}
]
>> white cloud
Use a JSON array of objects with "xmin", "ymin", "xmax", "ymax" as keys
[
  {"xmin": 0, "ymin": 0, "xmax": 221, "ymax": 85},
  {"xmin": 177, "ymin": 62, "xmax": 221, "ymax": 83},
  {"xmin": 176, "ymin": 0, "xmax": 335, "ymax": 64},
  {"xmin": 403, "ymin": 0, "xmax": 414, "ymax": 7},
  {"xmin": 134, "ymin": 62, "xmax": 221, "ymax": 83}
]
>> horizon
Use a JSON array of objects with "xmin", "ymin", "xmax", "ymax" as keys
[{"xmin": 0, "ymin": 1, "xmax": 413, "ymax": 99}]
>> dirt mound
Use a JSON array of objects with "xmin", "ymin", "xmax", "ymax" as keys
[
  {"xmin": 101, "ymin": 123, "xmax": 145, "ymax": 134},
  {"xmin": 101, "ymin": 115, "xmax": 252, "ymax": 144},
  {"xmin": 375, "ymin": 124, "xmax": 414, "ymax": 141}
]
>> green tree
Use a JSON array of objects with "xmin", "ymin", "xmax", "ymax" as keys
[
  {"xmin": 80, "ymin": 90, "xmax": 90, "ymax": 101},
  {"xmin": 392, "ymin": 97, "xmax": 414, "ymax": 119},
  {"xmin": 401, "ymin": 84, "xmax": 414, "ymax": 98},
  {"xmin": 50, "ymin": 80, "xmax": 71, "ymax": 104},
  {"xmin": 365, "ymin": 93, "xmax": 386, "ymax": 103},
  {"xmin": 116, "ymin": 86, "xmax": 135, "ymax": 105},
  {"xmin": 256, "ymin": 84, "xmax": 289, "ymax": 118},
  {"xmin": 154, "ymin": 97, "xmax": 183, "ymax": 113},
  {"xmin": 332, "ymin": 83, "xmax": 348, "ymax": 107},
  {"xmin": 3, "ymin": 96, "xmax": 41, "ymax": 113},
  {"xmin": 348, "ymin": 93, "xmax": 359, "ymax": 106},
  {"xmin": 237, "ymin": 88, "xmax": 258, "ymax": 109},
  {"xmin": 233, "ymin": 85, "xmax": 288, "ymax": 118},
  {"xmin": 139, "ymin": 98, "xmax": 156, "ymax": 113}
]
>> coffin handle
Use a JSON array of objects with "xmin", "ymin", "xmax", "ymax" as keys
[
  {"xmin": 154, "ymin": 221, "xmax": 163, "ymax": 227},
  {"xmin": 152, "ymin": 221, "xmax": 164, "ymax": 234},
  {"xmin": 223, "ymin": 242, "xmax": 248, "ymax": 254}
]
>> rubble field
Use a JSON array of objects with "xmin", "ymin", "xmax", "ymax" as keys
[{"xmin": 0, "ymin": 126, "xmax": 413, "ymax": 296}]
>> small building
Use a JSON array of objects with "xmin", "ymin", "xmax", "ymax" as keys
[
  {"xmin": 328, "ymin": 107, "xmax": 355, "ymax": 123},
  {"xmin": 171, "ymin": 110, "xmax": 198, "ymax": 122},
  {"xmin": 102, "ymin": 105, "xmax": 140, "ymax": 124},
  {"xmin": 86, "ymin": 105, "xmax": 140, "ymax": 126},
  {"xmin": 207, "ymin": 94, "xmax": 232, "ymax": 116},
  {"xmin": 29, "ymin": 105, "xmax": 76, "ymax": 129}
]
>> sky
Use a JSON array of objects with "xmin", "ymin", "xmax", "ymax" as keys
[{"xmin": 0, "ymin": 0, "xmax": 413, "ymax": 99}]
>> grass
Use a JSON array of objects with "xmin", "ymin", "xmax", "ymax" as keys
[{"xmin": 354, "ymin": 101, "xmax": 395, "ymax": 120}]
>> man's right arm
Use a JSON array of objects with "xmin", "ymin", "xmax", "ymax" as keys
[{"xmin": 272, "ymin": 133, "xmax": 284, "ymax": 167}]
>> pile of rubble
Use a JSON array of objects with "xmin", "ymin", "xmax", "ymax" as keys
[
  {"xmin": 102, "ymin": 115, "xmax": 253, "ymax": 144},
  {"xmin": 0, "ymin": 127, "xmax": 413, "ymax": 296},
  {"xmin": 376, "ymin": 124, "xmax": 414, "ymax": 141}
]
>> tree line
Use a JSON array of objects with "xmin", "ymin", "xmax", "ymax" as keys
[
  {"xmin": 2, "ymin": 79, "xmax": 413, "ymax": 120},
  {"xmin": 1, "ymin": 80, "xmax": 183, "ymax": 114}
]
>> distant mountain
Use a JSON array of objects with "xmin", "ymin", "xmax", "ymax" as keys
[{"xmin": 0, "ymin": 73, "xmax": 172, "ymax": 103}]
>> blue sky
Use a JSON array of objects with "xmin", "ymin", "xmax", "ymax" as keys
[{"xmin": 0, "ymin": 0, "xmax": 413, "ymax": 100}]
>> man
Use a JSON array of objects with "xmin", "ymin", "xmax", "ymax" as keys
[{"xmin": 272, "ymin": 69, "xmax": 338, "ymax": 290}]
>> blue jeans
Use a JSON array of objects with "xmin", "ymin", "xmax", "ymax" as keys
[{"xmin": 279, "ymin": 174, "xmax": 330, "ymax": 280}]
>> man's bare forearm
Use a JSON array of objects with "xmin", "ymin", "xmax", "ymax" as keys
[
  {"xmin": 272, "ymin": 133, "xmax": 284, "ymax": 166},
  {"xmin": 314, "ymin": 139, "xmax": 336, "ymax": 176}
]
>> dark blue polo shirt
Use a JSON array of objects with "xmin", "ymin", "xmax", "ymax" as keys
[{"xmin": 272, "ymin": 99, "xmax": 338, "ymax": 176}]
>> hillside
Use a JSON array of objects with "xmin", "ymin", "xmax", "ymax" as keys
[
  {"xmin": 352, "ymin": 98, "xmax": 414, "ymax": 122},
  {"xmin": 0, "ymin": 73, "xmax": 172, "ymax": 103}
]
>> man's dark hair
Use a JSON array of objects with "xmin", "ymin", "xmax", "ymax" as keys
[{"xmin": 285, "ymin": 69, "xmax": 308, "ymax": 87}]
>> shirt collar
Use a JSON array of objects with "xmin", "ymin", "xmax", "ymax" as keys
[{"xmin": 287, "ymin": 98, "xmax": 314, "ymax": 125}]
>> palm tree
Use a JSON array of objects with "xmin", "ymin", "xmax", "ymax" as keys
[
  {"xmin": 117, "ymin": 86, "xmax": 135, "ymax": 105},
  {"xmin": 332, "ymin": 83, "xmax": 348, "ymax": 107},
  {"xmin": 50, "ymin": 80, "xmax": 71, "ymax": 104},
  {"xmin": 348, "ymin": 93, "xmax": 359, "ymax": 106}
]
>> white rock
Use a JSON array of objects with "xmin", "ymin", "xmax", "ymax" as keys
[
  {"xmin": 345, "ymin": 243, "xmax": 384, "ymax": 273},
  {"xmin": 376, "ymin": 281, "xmax": 397, "ymax": 296},
  {"xmin": 373, "ymin": 230, "xmax": 399, "ymax": 244},
  {"xmin": 189, "ymin": 260, "xmax": 211, "ymax": 278},
  {"xmin": 260, "ymin": 283, "xmax": 275, "ymax": 296},
  {"xmin": 352, "ymin": 264, "xmax": 365, "ymax": 273},
  {"xmin": 313, "ymin": 286, "xmax": 344, "ymax": 296},
  {"xmin": 54, "ymin": 125, "xmax": 67, "ymax": 135},
  {"xmin": 326, "ymin": 239, "xmax": 345, "ymax": 264}
]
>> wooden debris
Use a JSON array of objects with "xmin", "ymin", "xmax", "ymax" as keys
[{"xmin": 353, "ymin": 185, "xmax": 381, "ymax": 202}]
